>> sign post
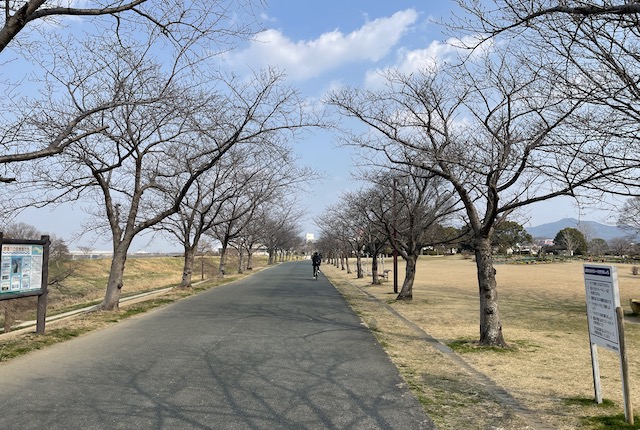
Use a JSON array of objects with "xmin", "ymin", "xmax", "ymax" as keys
[
  {"xmin": 0, "ymin": 235, "xmax": 50, "ymax": 334},
  {"xmin": 584, "ymin": 264, "xmax": 633, "ymax": 424}
]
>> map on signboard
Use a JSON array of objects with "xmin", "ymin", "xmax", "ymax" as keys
[
  {"xmin": 584, "ymin": 265, "xmax": 620, "ymax": 353},
  {"xmin": 0, "ymin": 244, "xmax": 43, "ymax": 294}
]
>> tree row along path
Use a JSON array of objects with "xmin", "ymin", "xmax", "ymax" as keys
[
  {"xmin": 0, "ymin": 261, "xmax": 434, "ymax": 430},
  {"xmin": 327, "ymin": 268, "xmax": 557, "ymax": 430}
]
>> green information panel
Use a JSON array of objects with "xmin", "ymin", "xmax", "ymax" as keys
[{"xmin": 1, "ymin": 244, "xmax": 44, "ymax": 294}]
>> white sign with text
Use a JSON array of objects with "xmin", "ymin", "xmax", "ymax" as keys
[{"xmin": 584, "ymin": 265, "xmax": 620, "ymax": 353}]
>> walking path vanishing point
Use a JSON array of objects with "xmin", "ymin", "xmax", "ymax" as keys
[{"xmin": 0, "ymin": 261, "xmax": 435, "ymax": 430}]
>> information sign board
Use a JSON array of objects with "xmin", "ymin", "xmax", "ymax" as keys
[
  {"xmin": 0, "ymin": 244, "xmax": 44, "ymax": 294},
  {"xmin": 584, "ymin": 265, "xmax": 620, "ymax": 353}
]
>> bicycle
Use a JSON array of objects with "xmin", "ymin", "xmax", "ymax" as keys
[{"xmin": 313, "ymin": 264, "xmax": 320, "ymax": 279}]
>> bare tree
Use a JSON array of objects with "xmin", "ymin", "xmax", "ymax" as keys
[
  {"xmin": 1, "ymin": 221, "xmax": 40, "ymax": 239},
  {"xmin": 364, "ymin": 222, "xmax": 390, "ymax": 285},
  {"xmin": 577, "ymin": 222, "xmax": 595, "ymax": 246},
  {"xmin": 233, "ymin": 214, "xmax": 266, "ymax": 273},
  {"xmin": 560, "ymin": 229, "xmax": 580, "ymax": 257},
  {"xmin": 231, "ymin": 207, "xmax": 304, "ymax": 272},
  {"xmin": 364, "ymin": 168, "xmax": 457, "ymax": 300},
  {"xmin": 274, "ymin": 224, "xmax": 301, "ymax": 263},
  {"xmin": 10, "ymin": 36, "xmax": 316, "ymax": 310},
  {"xmin": 610, "ymin": 237, "xmax": 632, "ymax": 256},
  {"xmin": 314, "ymin": 234, "xmax": 341, "ymax": 268},
  {"xmin": 206, "ymin": 150, "xmax": 313, "ymax": 277},
  {"xmin": 78, "ymin": 246, "xmax": 94, "ymax": 258},
  {"xmin": 159, "ymin": 149, "xmax": 248, "ymax": 287},
  {"xmin": 1, "ymin": 0, "xmax": 260, "ymax": 55},
  {"xmin": 0, "ymin": 1, "xmax": 262, "ymax": 180},
  {"xmin": 327, "ymin": 46, "xmax": 634, "ymax": 346},
  {"xmin": 156, "ymin": 111, "xmax": 315, "ymax": 285},
  {"xmin": 315, "ymin": 202, "xmax": 362, "ymax": 276},
  {"xmin": 0, "ymin": 80, "xmax": 150, "ymax": 183},
  {"xmin": 345, "ymin": 188, "xmax": 390, "ymax": 285},
  {"xmin": 618, "ymin": 196, "xmax": 640, "ymax": 237},
  {"xmin": 259, "ymin": 203, "xmax": 303, "ymax": 266},
  {"xmin": 314, "ymin": 193, "xmax": 373, "ymax": 280},
  {"xmin": 454, "ymin": 0, "xmax": 640, "ymax": 197},
  {"xmin": 209, "ymin": 190, "xmax": 264, "ymax": 276},
  {"xmin": 453, "ymin": 0, "xmax": 640, "ymax": 44}
]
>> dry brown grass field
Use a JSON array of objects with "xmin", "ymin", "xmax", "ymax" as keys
[{"xmin": 323, "ymin": 255, "xmax": 640, "ymax": 430}]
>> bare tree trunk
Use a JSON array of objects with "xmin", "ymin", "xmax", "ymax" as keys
[
  {"xmin": 218, "ymin": 242, "xmax": 228, "ymax": 277},
  {"xmin": 396, "ymin": 254, "xmax": 416, "ymax": 300},
  {"xmin": 356, "ymin": 254, "xmax": 363, "ymax": 278},
  {"xmin": 180, "ymin": 246, "xmax": 196, "ymax": 288},
  {"xmin": 99, "ymin": 244, "xmax": 129, "ymax": 310},
  {"xmin": 237, "ymin": 248, "xmax": 244, "ymax": 274},
  {"xmin": 246, "ymin": 249, "xmax": 254, "ymax": 270},
  {"xmin": 346, "ymin": 255, "xmax": 351, "ymax": 274},
  {"xmin": 475, "ymin": 236, "xmax": 507, "ymax": 347},
  {"xmin": 371, "ymin": 255, "xmax": 380, "ymax": 285}
]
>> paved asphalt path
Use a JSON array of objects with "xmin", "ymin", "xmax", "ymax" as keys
[{"xmin": 0, "ymin": 261, "xmax": 435, "ymax": 430}]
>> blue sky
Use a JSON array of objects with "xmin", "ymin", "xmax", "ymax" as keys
[
  {"xmin": 222, "ymin": 1, "xmax": 464, "ymax": 239},
  {"xmin": 221, "ymin": 1, "xmax": 615, "ymax": 238},
  {"xmin": 16, "ymin": 1, "xmax": 617, "ymax": 251}
]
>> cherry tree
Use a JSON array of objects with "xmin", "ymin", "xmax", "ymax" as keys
[
  {"xmin": 327, "ymin": 47, "xmax": 634, "ymax": 345},
  {"xmin": 11, "ymin": 35, "xmax": 316, "ymax": 310},
  {"xmin": 1, "ymin": 1, "xmax": 260, "ymax": 55},
  {"xmin": 1, "ymin": 1, "xmax": 262, "ymax": 180}
]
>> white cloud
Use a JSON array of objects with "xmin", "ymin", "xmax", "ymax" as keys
[
  {"xmin": 259, "ymin": 12, "xmax": 277, "ymax": 23},
  {"xmin": 224, "ymin": 9, "xmax": 418, "ymax": 80},
  {"xmin": 364, "ymin": 35, "xmax": 490, "ymax": 88}
]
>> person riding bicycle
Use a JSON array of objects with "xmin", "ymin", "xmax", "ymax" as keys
[{"xmin": 311, "ymin": 252, "xmax": 321, "ymax": 278}]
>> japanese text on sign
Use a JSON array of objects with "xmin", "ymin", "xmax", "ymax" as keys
[
  {"xmin": 0, "ymin": 244, "xmax": 44, "ymax": 294},
  {"xmin": 584, "ymin": 265, "xmax": 620, "ymax": 353}
]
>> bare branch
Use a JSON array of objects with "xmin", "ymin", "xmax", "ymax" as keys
[{"xmin": 0, "ymin": 1, "xmax": 147, "ymax": 53}]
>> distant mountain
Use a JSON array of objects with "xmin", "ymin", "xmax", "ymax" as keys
[{"xmin": 526, "ymin": 218, "xmax": 628, "ymax": 242}]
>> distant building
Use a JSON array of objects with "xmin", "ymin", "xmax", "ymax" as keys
[
  {"xmin": 305, "ymin": 233, "xmax": 316, "ymax": 243},
  {"xmin": 69, "ymin": 249, "xmax": 181, "ymax": 259},
  {"xmin": 69, "ymin": 250, "xmax": 113, "ymax": 260}
]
